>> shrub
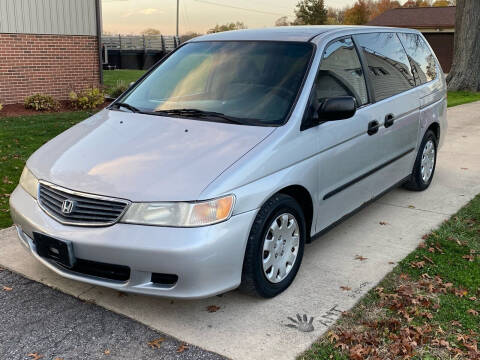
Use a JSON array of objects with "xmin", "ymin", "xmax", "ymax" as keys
[
  {"xmin": 69, "ymin": 87, "xmax": 106, "ymax": 110},
  {"xmin": 24, "ymin": 94, "xmax": 59, "ymax": 111},
  {"xmin": 109, "ymin": 80, "xmax": 128, "ymax": 98}
]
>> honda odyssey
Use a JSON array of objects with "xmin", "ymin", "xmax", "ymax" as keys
[{"xmin": 10, "ymin": 26, "xmax": 447, "ymax": 298}]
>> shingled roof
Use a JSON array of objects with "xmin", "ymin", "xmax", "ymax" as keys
[{"xmin": 368, "ymin": 6, "xmax": 455, "ymax": 28}]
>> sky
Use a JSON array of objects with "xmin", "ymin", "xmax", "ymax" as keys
[{"xmin": 101, "ymin": 0, "xmax": 362, "ymax": 35}]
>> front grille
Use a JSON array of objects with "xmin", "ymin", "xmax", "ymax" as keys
[{"xmin": 38, "ymin": 182, "xmax": 130, "ymax": 226}]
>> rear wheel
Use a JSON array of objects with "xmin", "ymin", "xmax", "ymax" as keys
[
  {"xmin": 240, "ymin": 194, "xmax": 306, "ymax": 298},
  {"xmin": 404, "ymin": 130, "xmax": 437, "ymax": 191}
]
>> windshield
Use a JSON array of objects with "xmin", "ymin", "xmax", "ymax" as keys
[{"xmin": 118, "ymin": 41, "xmax": 314, "ymax": 126}]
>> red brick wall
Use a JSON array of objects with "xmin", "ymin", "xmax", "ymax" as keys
[{"xmin": 0, "ymin": 33, "xmax": 100, "ymax": 105}]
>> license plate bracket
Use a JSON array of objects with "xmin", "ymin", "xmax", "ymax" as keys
[{"xmin": 33, "ymin": 232, "xmax": 76, "ymax": 269}]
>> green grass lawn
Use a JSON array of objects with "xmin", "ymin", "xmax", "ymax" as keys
[
  {"xmin": 301, "ymin": 195, "xmax": 480, "ymax": 359},
  {"xmin": 447, "ymin": 91, "xmax": 480, "ymax": 108},
  {"xmin": 103, "ymin": 69, "xmax": 146, "ymax": 94},
  {"xmin": 0, "ymin": 112, "xmax": 91, "ymax": 228}
]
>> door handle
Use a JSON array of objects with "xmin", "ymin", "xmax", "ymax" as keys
[
  {"xmin": 368, "ymin": 120, "xmax": 379, "ymax": 136},
  {"xmin": 384, "ymin": 113, "xmax": 395, "ymax": 128}
]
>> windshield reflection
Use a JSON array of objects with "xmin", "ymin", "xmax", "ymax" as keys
[{"xmin": 119, "ymin": 41, "xmax": 314, "ymax": 126}]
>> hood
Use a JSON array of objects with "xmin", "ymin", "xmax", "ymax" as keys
[{"xmin": 28, "ymin": 110, "xmax": 275, "ymax": 201}]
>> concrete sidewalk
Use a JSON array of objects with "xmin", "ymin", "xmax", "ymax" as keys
[{"xmin": 1, "ymin": 101, "xmax": 479, "ymax": 360}]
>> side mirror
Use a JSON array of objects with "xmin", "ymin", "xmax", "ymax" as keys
[{"xmin": 318, "ymin": 96, "xmax": 356, "ymax": 121}]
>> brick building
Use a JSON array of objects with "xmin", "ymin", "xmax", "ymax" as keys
[
  {"xmin": 368, "ymin": 6, "xmax": 455, "ymax": 73},
  {"xmin": 0, "ymin": 0, "xmax": 102, "ymax": 105}
]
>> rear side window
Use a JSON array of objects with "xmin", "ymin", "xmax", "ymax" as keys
[
  {"xmin": 354, "ymin": 33, "xmax": 415, "ymax": 101},
  {"xmin": 397, "ymin": 33, "xmax": 437, "ymax": 84},
  {"xmin": 316, "ymin": 37, "xmax": 368, "ymax": 106}
]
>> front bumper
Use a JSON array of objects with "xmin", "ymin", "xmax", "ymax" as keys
[{"xmin": 9, "ymin": 185, "xmax": 257, "ymax": 299}]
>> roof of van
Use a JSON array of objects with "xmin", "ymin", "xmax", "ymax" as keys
[{"xmin": 189, "ymin": 25, "xmax": 415, "ymax": 43}]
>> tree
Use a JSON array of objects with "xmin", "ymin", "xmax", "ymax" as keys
[
  {"xmin": 326, "ymin": 7, "xmax": 346, "ymax": 24},
  {"xmin": 180, "ymin": 32, "xmax": 202, "ymax": 43},
  {"xmin": 403, "ymin": 0, "xmax": 435, "ymax": 6},
  {"xmin": 446, "ymin": 0, "xmax": 480, "ymax": 91},
  {"xmin": 293, "ymin": 0, "xmax": 328, "ymax": 25},
  {"xmin": 141, "ymin": 28, "xmax": 161, "ymax": 36},
  {"xmin": 403, "ymin": 0, "xmax": 417, "ymax": 7},
  {"xmin": 275, "ymin": 16, "xmax": 290, "ymax": 26},
  {"xmin": 344, "ymin": 0, "xmax": 370, "ymax": 25},
  {"xmin": 432, "ymin": 0, "xmax": 450, "ymax": 5},
  {"xmin": 369, "ymin": 0, "xmax": 401, "ymax": 20},
  {"xmin": 207, "ymin": 22, "xmax": 247, "ymax": 34}
]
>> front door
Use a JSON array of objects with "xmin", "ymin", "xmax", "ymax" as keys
[{"xmin": 305, "ymin": 37, "xmax": 382, "ymax": 232}]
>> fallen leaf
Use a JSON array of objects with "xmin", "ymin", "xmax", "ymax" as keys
[
  {"xmin": 467, "ymin": 309, "xmax": 478, "ymax": 316},
  {"xmin": 177, "ymin": 343, "xmax": 188, "ymax": 353},
  {"xmin": 379, "ymin": 221, "xmax": 389, "ymax": 225},
  {"xmin": 423, "ymin": 255, "xmax": 434, "ymax": 264},
  {"xmin": 147, "ymin": 338, "xmax": 165, "ymax": 349},
  {"xmin": 439, "ymin": 339, "xmax": 450, "ymax": 348},
  {"xmin": 451, "ymin": 320, "xmax": 462, "ymax": 327},
  {"xmin": 327, "ymin": 331, "xmax": 339, "ymax": 343},
  {"xmin": 104, "ymin": 349, "xmax": 110, "ymax": 355},
  {"xmin": 410, "ymin": 261, "xmax": 425, "ymax": 269},
  {"xmin": 27, "ymin": 354, "xmax": 44, "ymax": 360},
  {"xmin": 408, "ymin": 205, "xmax": 415, "ymax": 209},
  {"xmin": 399, "ymin": 273, "xmax": 409, "ymax": 280},
  {"xmin": 340, "ymin": 286, "xmax": 351, "ymax": 291},
  {"xmin": 2, "ymin": 286, "xmax": 12, "ymax": 291},
  {"xmin": 354, "ymin": 255, "xmax": 368, "ymax": 261},
  {"xmin": 388, "ymin": 261, "xmax": 395, "ymax": 264},
  {"xmin": 206, "ymin": 305, "xmax": 220, "ymax": 313},
  {"xmin": 462, "ymin": 255, "xmax": 475, "ymax": 262},
  {"xmin": 468, "ymin": 296, "xmax": 477, "ymax": 301},
  {"xmin": 117, "ymin": 292, "xmax": 127, "ymax": 297},
  {"xmin": 455, "ymin": 289, "xmax": 468, "ymax": 298},
  {"xmin": 461, "ymin": 167, "xmax": 468, "ymax": 170}
]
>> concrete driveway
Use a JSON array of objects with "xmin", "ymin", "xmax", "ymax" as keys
[{"xmin": 1, "ymin": 101, "xmax": 479, "ymax": 360}]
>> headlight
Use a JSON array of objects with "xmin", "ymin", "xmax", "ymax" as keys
[
  {"xmin": 121, "ymin": 195, "xmax": 235, "ymax": 227},
  {"xmin": 19, "ymin": 166, "xmax": 39, "ymax": 199}
]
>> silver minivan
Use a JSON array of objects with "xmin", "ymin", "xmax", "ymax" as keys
[{"xmin": 10, "ymin": 26, "xmax": 447, "ymax": 299}]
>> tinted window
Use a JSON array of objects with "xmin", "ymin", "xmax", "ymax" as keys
[
  {"xmin": 121, "ymin": 41, "xmax": 313, "ymax": 126},
  {"xmin": 316, "ymin": 37, "xmax": 368, "ymax": 106},
  {"xmin": 398, "ymin": 33, "xmax": 437, "ymax": 84},
  {"xmin": 354, "ymin": 33, "xmax": 415, "ymax": 101}
]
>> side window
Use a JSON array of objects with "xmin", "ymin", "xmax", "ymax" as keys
[
  {"xmin": 316, "ymin": 37, "xmax": 368, "ymax": 107},
  {"xmin": 397, "ymin": 33, "xmax": 437, "ymax": 85},
  {"xmin": 354, "ymin": 33, "xmax": 415, "ymax": 101}
]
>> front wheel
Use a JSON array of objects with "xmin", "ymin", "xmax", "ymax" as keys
[
  {"xmin": 404, "ymin": 130, "xmax": 437, "ymax": 191},
  {"xmin": 240, "ymin": 194, "xmax": 306, "ymax": 298}
]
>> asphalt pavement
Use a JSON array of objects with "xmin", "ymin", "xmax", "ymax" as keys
[{"xmin": 0, "ymin": 268, "xmax": 225, "ymax": 360}]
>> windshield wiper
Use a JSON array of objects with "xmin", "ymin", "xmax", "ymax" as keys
[
  {"xmin": 152, "ymin": 108, "xmax": 246, "ymax": 125},
  {"xmin": 110, "ymin": 102, "xmax": 140, "ymax": 113}
]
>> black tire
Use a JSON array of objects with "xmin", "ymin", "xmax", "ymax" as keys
[
  {"xmin": 404, "ymin": 130, "xmax": 438, "ymax": 191},
  {"xmin": 240, "ymin": 193, "xmax": 306, "ymax": 298}
]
